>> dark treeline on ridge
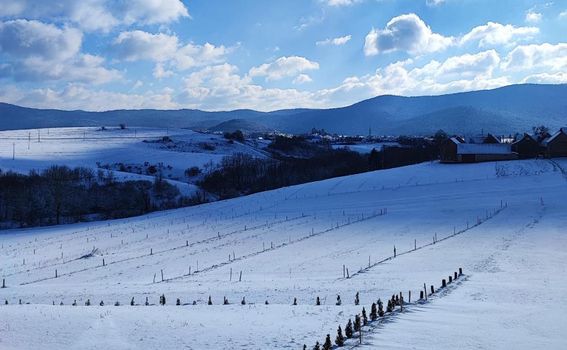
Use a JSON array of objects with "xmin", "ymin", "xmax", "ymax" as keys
[
  {"xmin": 0, "ymin": 166, "xmax": 202, "ymax": 229},
  {"xmin": 200, "ymin": 135, "xmax": 440, "ymax": 198}
]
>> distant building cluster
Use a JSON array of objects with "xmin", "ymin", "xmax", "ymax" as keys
[{"xmin": 440, "ymin": 128, "xmax": 567, "ymax": 163}]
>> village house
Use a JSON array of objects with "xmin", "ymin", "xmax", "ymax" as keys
[
  {"xmin": 440, "ymin": 136, "xmax": 518, "ymax": 163},
  {"xmin": 512, "ymin": 133, "xmax": 540, "ymax": 159},
  {"xmin": 542, "ymin": 128, "xmax": 567, "ymax": 158}
]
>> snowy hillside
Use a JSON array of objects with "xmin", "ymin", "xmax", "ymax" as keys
[
  {"xmin": 0, "ymin": 127, "xmax": 268, "ymax": 195},
  {"xmin": 0, "ymin": 159, "xmax": 566, "ymax": 349}
]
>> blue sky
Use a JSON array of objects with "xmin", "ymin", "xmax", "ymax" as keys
[{"xmin": 0, "ymin": 0, "xmax": 565, "ymax": 111}]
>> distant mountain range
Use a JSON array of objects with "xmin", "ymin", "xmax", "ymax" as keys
[{"xmin": 1, "ymin": 84, "xmax": 565, "ymax": 136}]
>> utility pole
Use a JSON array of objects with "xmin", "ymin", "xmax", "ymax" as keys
[{"xmin": 12, "ymin": 143, "xmax": 15, "ymax": 160}]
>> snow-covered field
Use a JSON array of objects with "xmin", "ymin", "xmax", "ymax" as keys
[
  {"xmin": 0, "ymin": 127, "xmax": 268, "ymax": 195},
  {"xmin": 332, "ymin": 142, "xmax": 401, "ymax": 153},
  {"xmin": 1, "ymin": 159, "xmax": 566, "ymax": 349}
]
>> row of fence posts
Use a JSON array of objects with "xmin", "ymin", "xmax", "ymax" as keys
[{"xmin": 305, "ymin": 267, "xmax": 464, "ymax": 350}]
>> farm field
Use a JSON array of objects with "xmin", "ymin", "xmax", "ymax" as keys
[
  {"xmin": 1, "ymin": 159, "xmax": 566, "ymax": 349},
  {"xmin": 0, "ymin": 127, "xmax": 269, "ymax": 195}
]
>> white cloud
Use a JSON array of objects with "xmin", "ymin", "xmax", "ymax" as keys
[
  {"xmin": 121, "ymin": 0, "xmax": 189, "ymax": 26},
  {"xmin": 0, "ymin": 0, "xmax": 189, "ymax": 32},
  {"xmin": 153, "ymin": 63, "xmax": 174, "ymax": 79},
  {"xmin": 502, "ymin": 43, "xmax": 567, "ymax": 71},
  {"xmin": 364, "ymin": 13, "xmax": 454, "ymax": 56},
  {"xmin": 249, "ymin": 56, "xmax": 319, "ymax": 81},
  {"xmin": 179, "ymin": 63, "xmax": 322, "ymax": 111},
  {"xmin": 426, "ymin": 0, "xmax": 446, "ymax": 7},
  {"xmin": 113, "ymin": 30, "xmax": 230, "ymax": 71},
  {"xmin": 409, "ymin": 50, "xmax": 500, "ymax": 83},
  {"xmin": 0, "ymin": 19, "xmax": 81, "ymax": 61},
  {"xmin": 316, "ymin": 35, "xmax": 352, "ymax": 46},
  {"xmin": 293, "ymin": 74, "xmax": 313, "ymax": 84},
  {"xmin": 460, "ymin": 22, "xmax": 539, "ymax": 47},
  {"xmin": 175, "ymin": 42, "xmax": 230, "ymax": 70},
  {"xmin": 522, "ymin": 72, "xmax": 567, "ymax": 84},
  {"xmin": 559, "ymin": 10, "xmax": 567, "ymax": 19},
  {"xmin": 525, "ymin": 10, "xmax": 542, "ymax": 23},
  {"xmin": 364, "ymin": 29, "xmax": 379, "ymax": 56},
  {"xmin": 113, "ymin": 31, "xmax": 179, "ymax": 62},
  {"xmin": 322, "ymin": 0, "xmax": 361, "ymax": 6},
  {"xmin": 0, "ymin": 19, "xmax": 119, "ymax": 84},
  {"xmin": 369, "ymin": 55, "xmax": 507, "ymax": 97},
  {"xmin": 0, "ymin": 0, "xmax": 26, "ymax": 16},
  {"xmin": 365, "ymin": 15, "xmax": 540, "ymax": 57},
  {"xmin": 0, "ymin": 84, "xmax": 178, "ymax": 111}
]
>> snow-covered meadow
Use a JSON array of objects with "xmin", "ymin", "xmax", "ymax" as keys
[
  {"xmin": 1, "ymin": 158, "xmax": 566, "ymax": 349},
  {"xmin": 0, "ymin": 127, "xmax": 268, "ymax": 195}
]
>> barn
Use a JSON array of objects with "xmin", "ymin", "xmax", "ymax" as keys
[
  {"xmin": 512, "ymin": 133, "xmax": 540, "ymax": 159},
  {"xmin": 456, "ymin": 143, "xmax": 518, "ymax": 163},
  {"xmin": 542, "ymin": 128, "xmax": 567, "ymax": 158},
  {"xmin": 440, "ymin": 137, "xmax": 518, "ymax": 163},
  {"xmin": 439, "ymin": 137, "xmax": 461, "ymax": 163}
]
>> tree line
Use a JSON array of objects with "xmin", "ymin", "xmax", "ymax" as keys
[
  {"xmin": 0, "ymin": 166, "xmax": 201, "ymax": 229},
  {"xmin": 200, "ymin": 135, "xmax": 441, "ymax": 199}
]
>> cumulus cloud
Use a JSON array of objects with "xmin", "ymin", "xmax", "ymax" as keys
[
  {"xmin": 113, "ymin": 30, "xmax": 230, "ymax": 72},
  {"xmin": 426, "ymin": 0, "xmax": 446, "ymax": 6},
  {"xmin": 293, "ymin": 74, "xmax": 313, "ymax": 84},
  {"xmin": 316, "ymin": 35, "xmax": 352, "ymax": 46},
  {"xmin": 0, "ymin": 19, "xmax": 119, "ymax": 84},
  {"xmin": 153, "ymin": 63, "xmax": 174, "ymax": 79},
  {"xmin": 360, "ymin": 51, "xmax": 508, "ymax": 97},
  {"xmin": 0, "ymin": 83, "xmax": 178, "ymax": 111},
  {"xmin": 522, "ymin": 72, "xmax": 567, "ymax": 84},
  {"xmin": 0, "ymin": 0, "xmax": 26, "ymax": 16},
  {"xmin": 502, "ymin": 43, "xmax": 567, "ymax": 71},
  {"xmin": 461, "ymin": 22, "xmax": 539, "ymax": 47},
  {"xmin": 409, "ymin": 50, "xmax": 500, "ymax": 84},
  {"xmin": 364, "ymin": 13, "xmax": 454, "ymax": 56},
  {"xmin": 179, "ymin": 63, "xmax": 322, "ymax": 111},
  {"xmin": 525, "ymin": 10, "xmax": 542, "ymax": 23},
  {"xmin": 175, "ymin": 42, "xmax": 230, "ymax": 70},
  {"xmin": 249, "ymin": 56, "xmax": 319, "ymax": 81},
  {"xmin": 113, "ymin": 30, "xmax": 178, "ymax": 62},
  {"xmin": 0, "ymin": 19, "xmax": 81, "ymax": 61},
  {"xmin": 0, "ymin": 0, "xmax": 189, "ymax": 32},
  {"xmin": 322, "ymin": 0, "xmax": 361, "ymax": 6}
]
